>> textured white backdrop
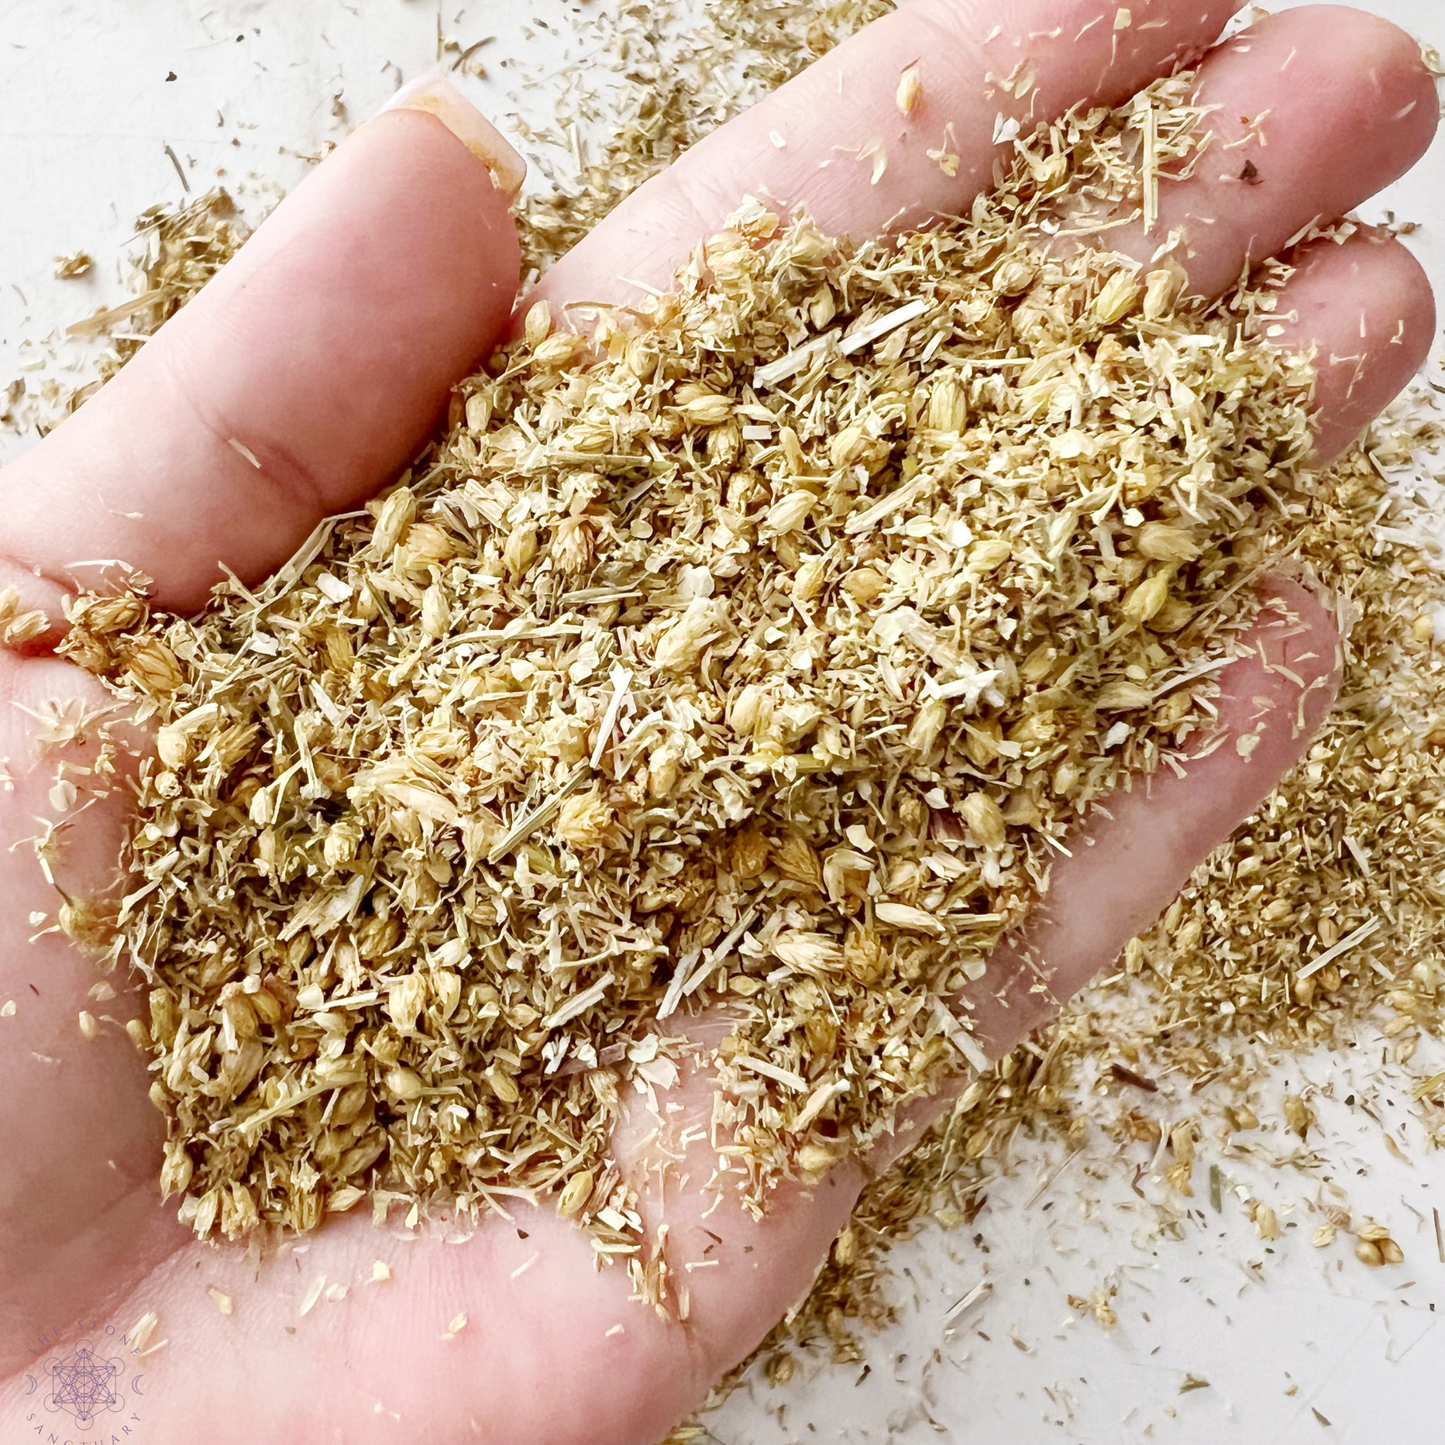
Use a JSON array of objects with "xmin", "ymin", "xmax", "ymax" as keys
[{"xmin": 1, "ymin": 3, "xmax": 1443, "ymax": 1442}]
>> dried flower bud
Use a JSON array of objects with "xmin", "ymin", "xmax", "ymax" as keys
[
  {"xmin": 680, "ymin": 392, "xmax": 733, "ymax": 427},
  {"xmin": 357, "ymin": 914, "xmax": 401, "ymax": 960},
  {"xmin": 219, "ymin": 984, "xmax": 258, "ymax": 1040},
  {"xmin": 554, "ymin": 515, "xmax": 598, "ymax": 576},
  {"xmin": 829, "ymin": 425, "xmax": 868, "ymax": 468},
  {"xmin": 926, "ymin": 376, "xmax": 969, "ymax": 433},
  {"xmin": 792, "ymin": 555, "xmax": 827, "ymax": 602},
  {"xmin": 647, "ymin": 738, "xmax": 683, "ymax": 797},
  {"xmin": 907, "ymin": 697, "xmax": 947, "ymax": 755},
  {"xmin": 323, "ymin": 817, "xmax": 363, "ymax": 869},
  {"xmin": 993, "ymin": 256, "xmax": 1037, "ymax": 297},
  {"xmin": 386, "ymin": 973, "xmax": 428, "ymax": 1033},
  {"xmin": 1147, "ymin": 597, "xmax": 1194, "ymax": 634},
  {"xmin": 194, "ymin": 1186, "xmax": 223, "ymax": 1238},
  {"xmin": 535, "ymin": 331, "xmax": 584, "ymax": 368},
  {"xmin": 125, "ymin": 638, "xmax": 184, "ymax": 696},
  {"xmin": 842, "ymin": 566, "xmax": 888, "ymax": 604},
  {"xmin": 1135, "ymin": 522, "xmax": 1200, "ymax": 563},
  {"xmin": 764, "ymin": 489, "xmax": 816, "ymax": 535},
  {"xmin": 1122, "ymin": 570, "xmax": 1172, "ymax": 624},
  {"xmin": 149, "ymin": 987, "xmax": 180, "ymax": 1046},
  {"xmin": 556, "ymin": 787, "xmax": 615, "ymax": 849},
  {"xmin": 155, "ymin": 722, "xmax": 194, "ymax": 770},
  {"xmin": 397, "ymin": 521, "xmax": 456, "ymax": 571},
  {"xmin": 1355, "ymin": 1237, "xmax": 1384, "ymax": 1267},
  {"xmin": 707, "ymin": 418, "xmax": 742, "ymax": 468},
  {"xmin": 159, "ymin": 1141, "xmax": 194, "ymax": 1198},
  {"xmin": 779, "ymin": 425, "xmax": 806, "ymax": 474},
  {"xmin": 420, "ymin": 582, "xmax": 452, "ymax": 639},
  {"xmin": 486, "ymin": 1067, "xmax": 520, "ymax": 1105},
  {"xmin": 432, "ymin": 969, "xmax": 461, "ymax": 1021},
  {"xmin": 967, "ymin": 538, "xmax": 1012, "ymax": 573},
  {"xmin": 728, "ymin": 682, "xmax": 767, "ymax": 738},
  {"xmin": 249, "ymin": 985, "xmax": 283, "ymax": 1026},
  {"xmin": 557, "ymin": 1170, "xmax": 595, "ymax": 1218},
  {"xmin": 385, "ymin": 1066, "xmax": 426, "ymax": 1102},
  {"xmin": 371, "ymin": 486, "xmax": 417, "ymax": 556},
  {"xmin": 503, "ymin": 522, "xmax": 538, "ymax": 579},
  {"xmin": 72, "ymin": 592, "xmax": 146, "ymax": 634},
  {"xmin": 523, "ymin": 298, "xmax": 552, "ymax": 348},
  {"xmin": 655, "ymin": 596, "xmax": 731, "ymax": 673},
  {"xmin": 1143, "ymin": 267, "xmax": 1184, "ymax": 321},
  {"xmin": 1096, "ymin": 678, "xmax": 1153, "ymax": 710},
  {"xmin": 221, "ymin": 1180, "xmax": 259, "ymax": 1237},
  {"xmin": 464, "ymin": 390, "xmax": 492, "ymax": 432},
  {"xmin": 796, "ymin": 1142, "xmax": 835, "ymax": 1182},
  {"xmin": 961, "ymin": 791, "xmax": 1007, "ymax": 848},
  {"xmin": 1094, "ymin": 270, "xmax": 1142, "ymax": 324}
]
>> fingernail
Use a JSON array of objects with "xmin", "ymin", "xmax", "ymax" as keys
[{"xmin": 379, "ymin": 73, "xmax": 526, "ymax": 200}]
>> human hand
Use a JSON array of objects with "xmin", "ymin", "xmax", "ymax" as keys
[{"xmin": 0, "ymin": 3, "xmax": 1435, "ymax": 1441}]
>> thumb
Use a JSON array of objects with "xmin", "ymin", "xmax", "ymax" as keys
[{"xmin": 0, "ymin": 76, "xmax": 524, "ymax": 615}]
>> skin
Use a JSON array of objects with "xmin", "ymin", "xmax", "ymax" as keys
[{"xmin": 0, "ymin": 2, "xmax": 1436, "ymax": 1440}]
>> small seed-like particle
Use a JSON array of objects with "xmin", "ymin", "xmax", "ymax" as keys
[
  {"xmin": 1355, "ymin": 1238, "xmax": 1384, "ymax": 1267},
  {"xmin": 1283, "ymin": 1094, "xmax": 1312, "ymax": 1140},
  {"xmin": 895, "ymin": 64, "xmax": 922, "ymax": 116},
  {"xmin": 961, "ymin": 792, "xmax": 1007, "ymax": 849},
  {"xmin": 1122, "ymin": 570, "xmax": 1172, "ymax": 624},
  {"xmin": 557, "ymin": 1170, "xmax": 595, "ymax": 1218},
  {"xmin": 77, "ymin": 1010, "xmax": 98, "ymax": 1041}
]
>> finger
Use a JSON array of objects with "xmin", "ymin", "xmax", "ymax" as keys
[
  {"xmin": 959, "ymin": 578, "xmax": 1339, "ymax": 1051},
  {"xmin": 0, "ymin": 79, "xmax": 524, "ymax": 615},
  {"xmin": 1106, "ymin": 6, "xmax": 1438, "ymax": 299},
  {"xmin": 0, "ymin": 661, "xmax": 174, "ymax": 1368},
  {"xmin": 531, "ymin": 0, "xmax": 1242, "ymax": 310},
  {"xmin": 867, "ymin": 576, "xmax": 1341, "ymax": 1174},
  {"xmin": 1268, "ymin": 229, "xmax": 1436, "ymax": 465}
]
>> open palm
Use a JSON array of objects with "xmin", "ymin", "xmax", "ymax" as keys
[{"xmin": 0, "ymin": 2, "xmax": 1436, "ymax": 1440}]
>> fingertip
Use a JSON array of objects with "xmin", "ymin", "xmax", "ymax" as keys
[
  {"xmin": 377, "ymin": 73, "xmax": 528, "ymax": 200},
  {"xmin": 1279, "ymin": 229, "xmax": 1436, "ymax": 465},
  {"xmin": 2, "ymin": 96, "xmax": 524, "ymax": 611}
]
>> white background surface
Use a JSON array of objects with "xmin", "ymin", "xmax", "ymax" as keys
[{"xmin": 2, "ymin": 3, "xmax": 1445, "ymax": 1442}]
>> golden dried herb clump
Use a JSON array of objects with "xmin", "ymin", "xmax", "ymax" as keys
[{"xmin": 68, "ymin": 77, "xmax": 1327, "ymax": 1252}]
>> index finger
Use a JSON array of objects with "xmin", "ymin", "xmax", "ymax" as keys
[{"xmin": 532, "ymin": 0, "xmax": 1242, "ymax": 310}]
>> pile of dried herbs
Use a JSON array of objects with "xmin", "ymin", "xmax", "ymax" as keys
[
  {"xmin": 57, "ymin": 72, "xmax": 1344, "ymax": 1276},
  {"xmin": 761, "ymin": 421, "xmax": 1445, "ymax": 1361}
]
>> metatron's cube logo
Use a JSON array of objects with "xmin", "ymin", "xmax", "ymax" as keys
[{"xmin": 41, "ymin": 1339, "xmax": 126, "ymax": 1427}]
